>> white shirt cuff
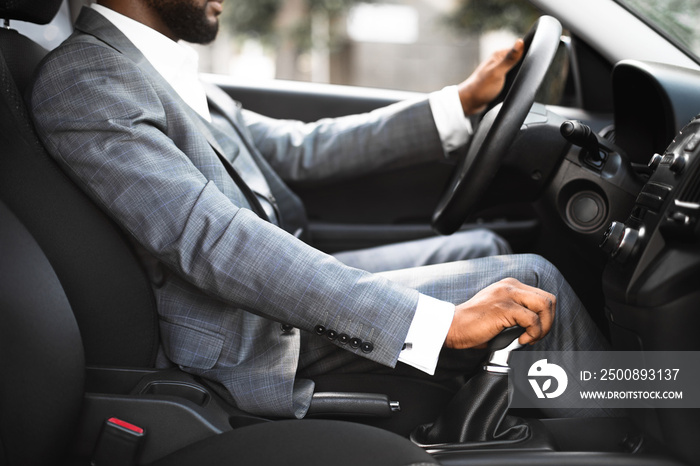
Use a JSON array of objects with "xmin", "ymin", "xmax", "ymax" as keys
[
  {"xmin": 398, "ymin": 294, "xmax": 455, "ymax": 375},
  {"xmin": 428, "ymin": 85, "xmax": 473, "ymax": 154}
]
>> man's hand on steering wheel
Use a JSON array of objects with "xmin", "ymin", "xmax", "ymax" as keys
[
  {"xmin": 444, "ymin": 277, "xmax": 556, "ymax": 350},
  {"xmin": 457, "ymin": 39, "xmax": 525, "ymax": 116},
  {"xmin": 432, "ymin": 16, "xmax": 562, "ymax": 235}
]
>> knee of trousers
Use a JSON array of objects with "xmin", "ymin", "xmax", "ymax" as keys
[
  {"xmin": 476, "ymin": 229, "xmax": 512, "ymax": 255},
  {"xmin": 452, "ymin": 228, "xmax": 512, "ymax": 258},
  {"xmin": 517, "ymin": 253, "xmax": 563, "ymax": 293}
]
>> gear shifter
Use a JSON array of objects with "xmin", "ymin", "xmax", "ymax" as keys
[
  {"xmin": 484, "ymin": 325, "xmax": 525, "ymax": 372},
  {"xmin": 411, "ymin": 326, "xmax": 530, "ymax": 446}
]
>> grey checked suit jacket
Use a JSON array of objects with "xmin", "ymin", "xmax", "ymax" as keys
[{"xmin": 30, "ymin": 7, "xmax": 447, "ymax": 418}]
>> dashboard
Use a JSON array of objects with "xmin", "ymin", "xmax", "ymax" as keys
[
  {"xmin": 613, "ymin": 60, "xmax": 700, "ymax": 165},
  {"xmin": 601, "ymin": 72, "xmax": 700, "ymax": 352}
]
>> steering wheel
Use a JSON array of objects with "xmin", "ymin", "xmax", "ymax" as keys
[{"xmin": 432, "ymin": 16, "xmax": 563, "ymax": 235}]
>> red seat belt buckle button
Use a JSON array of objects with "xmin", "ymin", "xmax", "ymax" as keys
[
  {"xmin": 107, "ymin": 417, "xmax": 144, "ymax": 435},
  {"xmin": 91, "ymin": 417, "xmax": 145, "ymax": 466}
]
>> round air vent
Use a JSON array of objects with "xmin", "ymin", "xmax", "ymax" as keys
[{"xmin": 566, "ymin": 190, "xmax": 607, "ymax": 232}]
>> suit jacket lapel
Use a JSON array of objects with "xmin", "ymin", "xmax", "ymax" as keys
[
  {"xmin": 74, "ymin": 9, "xmax": 231, "ymax": 154},
  {"xmin": 73, "ymin": 7, "xmax": 276, "ymax": 216},
  {"xmin": 203, "ymin": 82, "xmax": 309, "ymax": 239},
  {"xmin": 73, "ymin": 7, "xmax": 308, "ymax": 238},
  {"xmin": 75, "ymin": 8, "xmax": 159, "ymax": 85}
]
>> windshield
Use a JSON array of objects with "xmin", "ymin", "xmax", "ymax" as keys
[{"xmin": 616, "ymin": 0, "xmax": 700, "ymax": 62}]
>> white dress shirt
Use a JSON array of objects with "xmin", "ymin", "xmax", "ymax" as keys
[{"xmin": 92, "ymin": 3, "xmax": 470, "ymax": 375}]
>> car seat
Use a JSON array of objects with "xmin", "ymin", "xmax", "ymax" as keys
[
  {"xmin": 0, "ymin": 198, "xmax": 438, "ymax": 465},
  {"xmin": 0, "ymin": 0, "xmax": 454, "ymax": 441},
  {"xmin": 0, "ymin": 0, "xmax": 159, "ymax": 369}
]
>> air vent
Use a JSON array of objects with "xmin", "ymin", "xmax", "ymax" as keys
[{"xmin": 677, "ymin": 157, "xmax": 700, "ymax": 203}]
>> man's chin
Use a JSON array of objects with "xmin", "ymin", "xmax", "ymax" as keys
[
  {"xmin": 181, "ymin": 24, "xmax": 219, "ymax": 44},
  {"xmin": 197, "ymin": 35, "xmax": 218, "ymax": 45}
]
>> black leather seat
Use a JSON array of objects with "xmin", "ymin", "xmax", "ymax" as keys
[
  {"xmin": 0, "ymin": 1, "xmax": 447, "ymax": 462},
  {"xmin": 0, "ymin": 198, "xmax": 438, "ymax": 465},
  {"xmin": 0, "ymin": 0, "xmax": 455, "ymax": 446},
  {"xmin": 0, "ymin": 0, "xmax": 159, "ymax": 369}
]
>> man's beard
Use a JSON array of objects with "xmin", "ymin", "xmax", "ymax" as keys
[{"xmin": 145, "ymin": 0, "xmax": 219, "ymax": 44}]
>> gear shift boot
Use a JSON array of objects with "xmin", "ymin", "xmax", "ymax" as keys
[{"xmin": 411, "ymin": 327, "xmax": 530, "ymax": 446}]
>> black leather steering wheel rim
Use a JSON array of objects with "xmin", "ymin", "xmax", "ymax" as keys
[{"xmin": 432, "ymin": 16, "xmax": 563, "ymax": 235}]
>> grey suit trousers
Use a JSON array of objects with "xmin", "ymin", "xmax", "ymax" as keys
[
  {"xmin": 333, "ymin": 229, "xmax": 512, "ymax": 273},
  {"xmin": 299, "ymin": 253, "xmax": 607, "ymax": 377}
]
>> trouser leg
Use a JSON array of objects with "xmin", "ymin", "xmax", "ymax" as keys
[
  {"xmin": 299, "ymin": 254, "xmax": 607, "ymax": 379},
  {"xmin": 332, "ymin": 229, "xmax": 511, "ymax": 273}
]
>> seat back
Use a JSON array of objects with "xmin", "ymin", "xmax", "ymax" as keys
[
  {"xmin": 0, "ymin": 0, "xmax": 160, "ymax": 367},
  {"xmin": 0, "ymin": 200, "xmax": 85, "ymax": 465}
]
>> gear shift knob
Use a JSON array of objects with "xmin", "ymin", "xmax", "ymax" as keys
[
  {"xmin": 486, "ymin": 325, "xmax": 525, "ymax": 352},
  {"xmin": 486, "ymin": 326, "xmax": 525, "ymax": 373}
]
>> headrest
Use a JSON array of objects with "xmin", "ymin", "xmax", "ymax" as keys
[{"xmin": 0, "ymin": 0, "xmax": 64, "ymax": 25}]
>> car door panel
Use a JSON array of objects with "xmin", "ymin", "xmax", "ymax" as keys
[{"xmin": 213, "ymin": 76, "xmax": 541, "ymax": 252}]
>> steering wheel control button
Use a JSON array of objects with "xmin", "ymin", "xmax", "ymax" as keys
[
  {"xmin": 338, "ymin": 333, "xmax": 350, "ymax": 345},
  {"xmin": 684, "ymin": 135, "xmax": 699, "ymax": 152},
  {"xmin": 360, "ymin": 342, "xmax": 374, "ymax": 353},
  {"xmin": 326, "ymin": 329, "xmax": 338, "ymax": 341},
  {"xmin": 349, "ymin": 338, "xmax": 362, "ymax": 349},
  {"xmin": 314, "ymin": 325, "xmax": 326, "ymax": 336}
]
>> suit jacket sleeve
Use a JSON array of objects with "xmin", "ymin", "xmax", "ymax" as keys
[
  {"xmin": 29, "ymin": 39, "xmax": 420, "ymax": 369},
  {"xmin": 241, "ymin": 97, "xmax": 446, "ymax": 182}
]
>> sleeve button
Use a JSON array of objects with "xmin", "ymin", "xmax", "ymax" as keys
[
  {"xmin": 314, "ymin": 325, "xmax": 326, "ymax": 335},
  {"xmin": 281, "ymin": 324, "xmax": 294, "ymax": 333},
  {"xmin": 338, "ymin": 333, "xmax": 350, "ymax": 345},
  {"xmin": 326, "ymin": 330, "xmax": 338, "ymax": 341},
  {"xmin": 361, "ymin": 342, "xmax": 374, "ymax": 353},
  {"xmin": 349, "ymin": 338, "xmax": 362, "ymax": 349}
]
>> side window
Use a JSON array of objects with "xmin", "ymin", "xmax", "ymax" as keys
[
  {"xmin": 616, "ymin": 0, "xmax": 700, "ymax": 63},
  {"xmin": 536, "ymin": 34, "xmax": 573, "ymax": 107},
  {"xmin": 195, "ymin": 0, "xmax": 544, "ymax": 94}
]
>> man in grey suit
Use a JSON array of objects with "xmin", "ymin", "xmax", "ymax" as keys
[{"xmin": 29, "ymin": 0, "xmax": 608, "ymax": 419}]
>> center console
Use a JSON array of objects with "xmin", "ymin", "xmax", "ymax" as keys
[
  {"xmin": 600, "ymin": 116, "xmax": 700, "ymax": 352},
  {"xmin": 416, "ymin": 118, "xmax": 700, "ymax": 465}
]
